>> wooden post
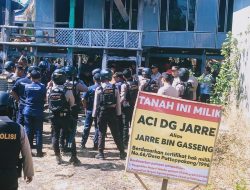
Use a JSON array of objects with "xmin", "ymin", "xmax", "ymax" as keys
[
  {"xmin": 102, "ymin": 49, "xmax": 108, "ymax": 69},
  {"xmin": 161, "ymin": 179, "xmax": 168, "ymax": 190},
  {"xmin": 67, "ymin": 0, "xmax": 76, "ymax": 65},
  {"xmin": 134, "ymin": 174, "xmax": 150, "ymax": 190},
  {"xmin": 3, "ymin": 0, "xmax": 11, "ymax": 62},
  {"xmin": 201, "ymin": 49, "xmax": 206, "ymax": 74}
]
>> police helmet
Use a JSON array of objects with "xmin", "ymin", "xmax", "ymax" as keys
[
  {"xmin": 100, "ymin": 68, "xmax": 113, "ymax": 81},
  {"xmin": 63, "ymin": 65, "xmax": 77, "ymax": 78},
  {"xmin": 162, "ymin": 72, "xmax": 173, "ymax": 82},
  {"xmin": 4, "ymin": 61, "xmax": 15, "ymax": 72},
  {"xmin": 38, "ymin": 61, "xmax": 48, "ymax": 71},
  {"xmin": 92, "ymin": 68, "xmax": 101, "ymax": 76},
  {"xmin": 0, "ymin": 92, "xmax": 10, "ymax": 116},
  {"xmin": 178, "ymin": 68, "xmax": 190, "ymax": 82},
  {"xmin": 27, "ymin": 66, "xmax": 40, "ymax": 74},
  {"xmin": 123, "ymin": 69, "xmax": 132, "ymax": 79},
  {"xmin": 52, "ymin": 69, "xmax": 67, "ymax": 85},
  {"xmin": 142, "ymin": 68, "xmax": 151, "ymax": 78},
  {"xmin": 93, "ymin": 73, "xmax": 101, "ymax": 81}
]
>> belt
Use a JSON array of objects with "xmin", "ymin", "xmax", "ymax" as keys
[{"xmin": 53, "ymin": 112, "xmax": 69, "ymax": 117}]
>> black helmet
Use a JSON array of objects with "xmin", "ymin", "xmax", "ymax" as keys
[
  {"xmin": 179, "ymin": 68, "xmax": 190, "ymax": 82},
  {"xmin": 63, "ymin": 65, "xmax": 77, "ymax": 78},
  {"xmin": 93, "ymin": 73, "xmax": 101, "ymax": 81},
  {"xmin": 52, "ymin": 69, "xmax": 67, "ymax": 85},
  {"xmin": 0, "ymin": 92, "xmax": 10, "ymax": 116},
  {"xmin": 38, "ymin": 61, "xmax": 48, "ymax": 71},
  {"xmin": 92, "ymin": 68, "xmax": 101, "ymax": 76},
  {"xmin": 28, "ymin": 66, "xmax": 40, "ymax": 74},
  {"xmin": 142, "ymin": 68, "xmax": 151, "ymax": 78},
  {"xmin": 123, "ymin": 68, "xmax": 132, "ymax": 79},
  {"xmin": 100, "ymin": 68, "xmax": 113, "ymax": 81},
  {"xmin": 4, "ymin": 61, "xmax": 15, "ymax": 72}
]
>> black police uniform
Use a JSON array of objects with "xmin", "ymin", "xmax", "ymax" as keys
[
  {"xmin": 120, "ymin": 80, "xmax": 138, "ymax": 147},
  {"xmin": 0, "ymin": 117, "xmax": 21, "ymax": 190},
  {"xmin": 93, "ymin": 81, "xmax": 125, "ymax": 159},
  {"xmin": 49, "ymin": 85, "xmax": 77, "ymax": 160}
]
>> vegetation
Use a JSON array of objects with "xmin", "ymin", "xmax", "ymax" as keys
[{"xmin": 211, "ymin": 32, "xmax": 240, "ymax": 106}]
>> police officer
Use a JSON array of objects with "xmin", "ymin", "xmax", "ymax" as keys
[
  {"xmin": 112, "ymin": 72, "xmax": 124, "ymax": 93},
  {"xmin": 23, "ymin": 70, "xmax": 46, "ymax": 157},
  {"xmin": 157, "ymin": 72, "xmax": 178, "ymax": 97},
  {"xmin": 139, "ymin": 68, "xmax": 159, "ymax": 93},
  {"xmin": 8, "ymin": 64, "xmax": 25, "ymax": 122},
  {"xmin": 0, "ymin": 91, "xmax": 34, "ymax": 190},
  {"xmin": 63, "ymin": 65, "xmax": 88, "ymax": 152},
  {"xmin": 92, "ymin": 68, "xmax": 126, "ymax": 160},
  {"xmin": 0, "ymin": 61, "xmax": 15, "ymax": 92},
  {"xmin": 38, "ymin": 60, "xmax": 50, "ymax": 85},
  {"xmin": 151, "ymin": 64, "xmax": 162, "ymax": 87},
  {"xmin": 48, "ymin": 69, "xmax": 80, "ymax": 165},
  {"xmin": 81, "ymin": 72, "xmax": 101, "ymax": 149},
  {"xmin": 120, "ymin": 69, "xmax": 139, "ymax": 148},
  {"xmin": 11, "ymin": 66, "xmax": 40, "ymax": 125},
  {"xmin": 175, "ymin": 68, "xmax": 193, "ymax": 100}
]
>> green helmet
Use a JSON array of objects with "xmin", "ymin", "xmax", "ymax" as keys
[
  {"xmin": 52, "ymin": 69, "xmax": 67, "ymax": 85},
  {"xmin": 100, "ymin": 68, "xmax": 113, "ymax": 81}
]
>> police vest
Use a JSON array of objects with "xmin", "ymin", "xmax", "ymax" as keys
[
  {"xmin": 100, "ymin": 85, "xmax": 116, "ymax": 107},
  {"xmin": 179, "ymin": 82, "xmax": 193, "ymax": 100},
  {"xmin": 0, "ymin": 74, "xmax": 8, "ymax": 91},
  {"xmin": 0, "ymin": 117, "xmax": 21, "ymax": 170},
  {"xmin": 48, "ymin": 87, "xmax": 70, "ymax": 114},
  {"xmin": 143, "ymin": 79, "xmax": 159, "ymax": 93},
  {"xmin": 125, "ymin": 81, "xmax": 138, "ymax": 107},
  {"xmin": 7, "ymin": 76, "xmax": 19, "ymax": 92}
]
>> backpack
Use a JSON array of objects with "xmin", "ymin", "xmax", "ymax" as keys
[
  {"xmin": 143, "ymin": 79, "xmax": 159, "ymax": 93},
  {"xmin": 48, "ymin": 87, "xmax": 69, "ymax": 113},
  {"xmin": 125, "ymin": 81, "xmax": 138, "ymax": 107},
  {"xmin": 100, "ymin": 84, "xmax": 116, "ymax": 107},
  {"xmin": 181, "ymin": 82, "xmax": 193, "ymax": 100}
]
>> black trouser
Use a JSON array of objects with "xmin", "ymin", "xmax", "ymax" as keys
[
  {"xmin": 97, "ymin": 108, "xmax": 124, "ymax": 153},
  {"xmin": 51, "ymin": 116, "xmax": 77, "ymax": 157},
  {"xmin": 121, "ymin": 106, "xmax": 133, "ymax": 146},
  {"xmin": 0, "ymin": 169, "xmax": 18, "ymax": 190}
]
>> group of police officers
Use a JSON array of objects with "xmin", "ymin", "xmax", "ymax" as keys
[{"xmin": 0, "ymin": 58, "xmax": 196, "ymax": 189}]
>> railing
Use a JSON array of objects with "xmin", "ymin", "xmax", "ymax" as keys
[{"xmin": 0, "ymin": 25, "xmax": 143, "ymax": 50}]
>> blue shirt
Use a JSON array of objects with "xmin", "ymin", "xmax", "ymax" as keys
[
  {"xmin": 23, "ymin": 82, "xmax": 46, "ymax": 117},
  {"xmin": 12, "ymin": 77, "xmax": 32, "ymax": 107},
  {"xmin": 115, "ymin": 81, "xmax": 123, "ymax": 93},
  {"xmin": 83, "ymin": 83, "xmax": 99, "ymax": 111}
]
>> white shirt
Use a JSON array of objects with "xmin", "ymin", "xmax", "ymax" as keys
[{"xmin": 157, "ymin": 84, "xmax": 179, "ymax": 98}]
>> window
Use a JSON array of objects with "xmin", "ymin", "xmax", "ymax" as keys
[
  {"xmin": 218, "ymin": 0, "xmax": 234, "ymax": 32},
  {"xmin": 104, "ymin": 0, "xmax": 138, "ymax": 29},
  {"xmin": 160, "ymin": 0, "xmax": 196, "ymax": 31}
]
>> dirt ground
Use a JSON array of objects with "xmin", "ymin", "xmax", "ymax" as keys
[{"xmin": 18, "ymin": 115, "xmax": 206, "ymax": 190}]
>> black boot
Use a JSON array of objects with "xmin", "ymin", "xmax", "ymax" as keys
[
  {"xmin": 69, "ymin": 156, "xmax": 81, "ymax": 166},
  {"xmin": 95, "ymin": 152, "xmax": 105, "ymax": 160},
  {"xmin": 120, "ymin": 151, "xmax": 127, "ymax": 160}
]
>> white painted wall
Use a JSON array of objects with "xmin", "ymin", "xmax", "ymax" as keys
[{"xmin": 232, "ymin": 1, "xmax": 250, "ymax": 118}]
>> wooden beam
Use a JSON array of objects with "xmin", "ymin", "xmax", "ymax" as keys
[{"xmin": 114, "ymin": 0, "xmax": 129, "ymax": 22}]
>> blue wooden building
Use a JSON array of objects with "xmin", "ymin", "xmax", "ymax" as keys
[{"xmin": 0, "ymin": 0, "xmax": 234, "ymax": 72}]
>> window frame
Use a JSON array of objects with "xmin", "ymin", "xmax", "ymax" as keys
[
  {"xmin": 217, "ymin": 0, "xmax": 233, "ymax": 33},
  {"xmin": 160, "ymin": 0, "xmax": 197, "ymax": 32}
]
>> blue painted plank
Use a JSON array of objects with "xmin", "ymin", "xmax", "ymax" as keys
[
  {"xmin": 84, "ymin": 0, "xmax": 104, "ymax": 28},
  {"xmin": 196, "ymin": 0, "xmax": 218, "ymax": 32}
]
